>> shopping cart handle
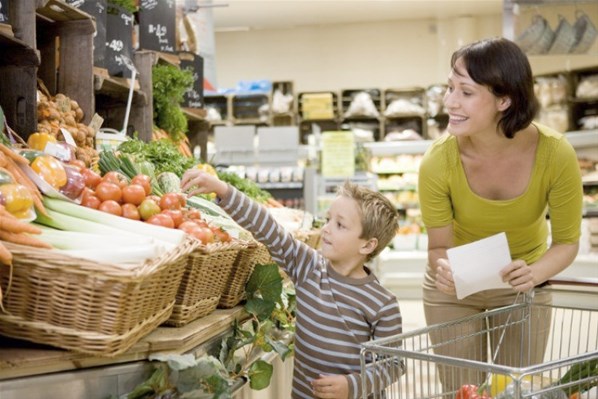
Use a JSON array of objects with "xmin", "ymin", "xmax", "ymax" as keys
[{"xmin": 547, "ymin": 276, "xmax": 598, "ymax": 287}]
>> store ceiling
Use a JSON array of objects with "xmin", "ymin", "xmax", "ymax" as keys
[{"xmin": 211, "ymin": 0, "xmax": 504, "ymax": 32}]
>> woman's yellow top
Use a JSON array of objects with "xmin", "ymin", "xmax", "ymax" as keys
[{"xmin": 418, "ymin": 123, "xmax": 583, "ymax": 264}]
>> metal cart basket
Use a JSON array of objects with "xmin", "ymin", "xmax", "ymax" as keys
[{"xmin": 361, "ymin": 288, "xmax": 598, "ymax": 399}]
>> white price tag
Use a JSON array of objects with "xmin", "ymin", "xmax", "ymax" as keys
[
  {"xmin": 60, "ymin": 128, "xmax": 78, "ymax": 147},
  {"xmin": 44, "ymin": 141, "xmax": 72, "ymax": 162}
]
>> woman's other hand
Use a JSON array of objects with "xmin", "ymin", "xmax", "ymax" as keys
[
  {"xmin": 500, "ymin": 259, "xmax": 534, "ymax": 292},
  {"xmin": 435, "ymin": 258, "xmax": 456, "ymax": 295}
]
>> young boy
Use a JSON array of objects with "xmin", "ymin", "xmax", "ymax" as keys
[{"xmin": 181, "ymin": 170, "xmax": 403, "ymax": 399}]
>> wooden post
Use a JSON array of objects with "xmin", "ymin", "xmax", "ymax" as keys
[
  {"xmin": 133, "ymin": 50, "xmax": 156, "ymax": 142},
  {"xmin": 57, "ymin": 19, "xmax": 95, "ymax": 124}
]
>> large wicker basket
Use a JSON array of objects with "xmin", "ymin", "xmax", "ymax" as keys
[
  {"xmin": 0, "ymin": 237, "xmax": 198, "ymax": 356},
  {"xmin": 165, "ymin": 239, "xmax": 246, "ymax": 327},
  {"xmin": 218, "ymin": 241, "xmax": 273, "ymax": 309}
]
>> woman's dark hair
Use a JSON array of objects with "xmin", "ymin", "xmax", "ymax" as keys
[{"xmin": 450, "ymin": 37, "xmax": 539, "ymax": 138}]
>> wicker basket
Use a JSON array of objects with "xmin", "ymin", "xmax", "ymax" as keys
[
  {"xmin": 516, "ymin": 15, "xmax": 549, "ymax": 52},
  {"xmin": 0, "ymin": 237, "xmax": 198, "ymax": 356},
  {"xmin": 570, "ymin": 11, "xmax": 598, "ymax": 54},
  {"xmin": 218, "ymin": 241, "xmax": 272, "ymax": 309},
  {"xmin": 548, "ymin": 16, "xmax": 576, "ymax": 55},
  {"xmin": 165, "ymin": 239, "xmax": 246, "ymax": 327}
]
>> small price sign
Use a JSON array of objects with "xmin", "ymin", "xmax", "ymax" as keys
[
  {"xmin": 139, "ymin": 0, "xmax": 176, "ymax": 53},
  {"xmin": 180, "ymin": 52, "xmax": 204, "ymax": 109},
  {"xmin": 105, "ymin": 4, "xmax": 134, "ymax": 77}
]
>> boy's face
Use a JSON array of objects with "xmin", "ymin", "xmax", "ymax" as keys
[{"xmin": 321, "ymin": 195, "xmax": 370, "ymax": 266}]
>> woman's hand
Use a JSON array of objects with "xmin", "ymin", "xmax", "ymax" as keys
[
  {"xmin": 500, "ymin": 259, "xmax": 534, "ymax": 292},
  {"xmin": 435, "ymin": 258, "xmax": 456, "ymax": 295},
  {"xmin": 311, "ymin": 374, "xmax": 349, "ymax": 399},
  {"xmin": 180, "ymin": 169, "xmax": 228, "ymax": 198}
]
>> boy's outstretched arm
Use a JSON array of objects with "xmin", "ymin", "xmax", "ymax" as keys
[{"xmin": 181, "ymin": 169, "xmax": 228, "ymax": 198}]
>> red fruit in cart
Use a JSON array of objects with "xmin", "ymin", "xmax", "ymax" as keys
[{"xmin": 455, "ymin": 384, "xmax": 492, "ymax": 399}]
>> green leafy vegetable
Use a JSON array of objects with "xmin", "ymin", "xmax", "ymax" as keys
[
  {"xmin": 152, "ymin": 64, "xmax": 194, "ymax": 142},
  {"xmin": 118, "ymin": 138, "xmax": 195, "ymax": 177},
  {"xmin": 217, "ymin": 170, "xmax": 272, "ymax": 203}
]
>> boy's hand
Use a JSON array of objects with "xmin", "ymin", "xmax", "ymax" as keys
[
  {"xmin": 181, "ymin": 169, "xmax": 228, "ymax": 198},
  {"xmin": 311, "ymin": 374, "xmax": 349, "ymax": 399}
]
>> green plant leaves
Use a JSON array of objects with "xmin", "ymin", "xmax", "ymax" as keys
[
  {"xmin": 248, "ymin": 360, "xmax": 274, "ymax": 390},
  {"xmin": 246, "ymin": 263, "xmax": 283, "ymax": 303}
]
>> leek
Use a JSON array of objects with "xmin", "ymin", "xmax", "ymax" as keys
[
  {"xmin": 43, "ymin": 197, "xmax": 185, "ymax": 245},
  {"xmin": 58, "ymin": 245, "xmax": 160, "ymax": 267},
  {"xmin": 35, "ymin": 224, "xmax": 158, "ymax": 250}
]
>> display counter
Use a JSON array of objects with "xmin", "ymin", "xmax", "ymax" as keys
[{"xmin": 0, "ymin": 306, "xmax": 250, "ymax": 398}]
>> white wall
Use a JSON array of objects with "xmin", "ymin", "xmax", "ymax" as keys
[{"xmin": 213, "ymin": 13, "xmax": 597, "ymax": 93}]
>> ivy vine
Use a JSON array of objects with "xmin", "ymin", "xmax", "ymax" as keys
[{"xmin": 122, "ymin": 263, "xmax": 296, "ymax": 399}]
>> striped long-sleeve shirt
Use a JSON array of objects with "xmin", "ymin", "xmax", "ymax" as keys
[{"xmin": 220, "ymin": 186, "xmax": 403, "ymax": 398}]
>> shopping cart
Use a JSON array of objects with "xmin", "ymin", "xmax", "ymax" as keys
[{"xmin": 361, "ymin": 280, "xmax": 598, "ymax": 399}]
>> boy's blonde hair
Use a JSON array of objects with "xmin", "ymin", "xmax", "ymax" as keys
[{"xmin": 336, "ymin": 181, "xmax": 399, "ymax": 261}]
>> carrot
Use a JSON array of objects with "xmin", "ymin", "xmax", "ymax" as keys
[
  {"xmin": 266, "ymin": 197, "xmax": 284, "ymax": 208},
  {"xmin": 0, "ymin": 231, "xmax": 52, "ymax": 249},
  {"xmin": 0, "ymin": 144, "xmax": 29, "ymax": 165},
  {"xmin": 0, "ymin": 166, "xmax": 17, "ymax": 181},
  {"xmin": 0, "ymin": 152, "xmax": 7, "ymax": 168},
  {"xmin": 0, "ymin": 240, "xmax": 12, "ymax": 266},
  {"xmin": 0, "ymin": 215, "xmax": 42, "ymax": 235}
]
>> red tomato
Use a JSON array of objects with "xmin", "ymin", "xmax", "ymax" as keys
[
  {"xmin": 98, "ymin": 200, "xmax": 122, "ymax": 216},
  {"xmin": 191, "ymin": 226, "xmax": 214, "ymax": 245},
  {"xmin": 122, "ymin": 184, "xmax": 146, "ymax": 206},
  {"xmin": 161, "ymin": 209, "xmax": 183, "ymax": 227},
  {"xmin": 177, "ymin": 193, "xmax": 187, "ymax": 208},
  {"xmin": 178, "ymin": 220, "xmax": 200, "ymax": 233},
  {"xmin": 146, "ymin": 213, "xmax": 175, "ymax": 229},
  {"xmin": 455, "ymin": 385, "xmax": 491, "ymax": 399},
  {"xmin": 146, "ymin": 195, "xmax": 161, "ymax": 205},
  {"xmin": 138, "ymin": 198, "xmax": 161, "ymax": 221},
  {"xmin": 81, "ymin": 168, "xmax": 102, "ymax": 189},
  {"xmin": 131, "ymin": 174, "xmax": 152, "ymax": 196},
  {"xmin": 69, "ymin": 159, "xmax": 86, "ymax": 170},
  {"xmin": 102, "ymin": 171, "xmax": 128, "ymax": 188},
  {"xmin": 211, "ymin": 226, "xmax": 231, "ymax": 243},
  {"xmin": 122, "ymin": 203, "xmax": 141, "ymax": 220},
  {"xmin": 95, "ymin": 181, "xmax": 123, "ymax": 203},
  {"xmin": 81, "ymin": 194, "xmax": 101, "ymax": 209},
  {"xmin": 159, "ymin": 192, "xmax": 182, "ymax": 210},
  {"xmin": 184, "ymin": 208, "xmax": 202, "ymax": 220}
]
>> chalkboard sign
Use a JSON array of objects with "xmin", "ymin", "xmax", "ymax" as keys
[
  {"xmin": 138, "ymin": 0, "xmax": 176, "ymax": 53},
  {"xmin": 105, "ymin": 4, "xmax": 134, "ymax": 77},
  {"xmin": 65, "ymin": 0, "xmax": 107, "ymax": 68},
  {"xmin": 179, "ymin": 51, "xmax": 204, "ymax": 109},
  {"xmin": 0, "ymin": 0, "xmax": 9, "ymax": 23}
]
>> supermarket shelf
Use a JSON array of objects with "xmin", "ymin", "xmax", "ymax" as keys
[
  {"xmin": 258, "ymin": 182, "xmax": 303, "ymax": 190},
  {"xmin": 363, "ymin": 140, "xmax": 432, "ymax": 156},
  {"xmin": 565, "ymin": 129, "xmax": 598, "ymax": 148}
]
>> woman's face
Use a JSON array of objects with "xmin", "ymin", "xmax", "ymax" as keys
[{"xmin": 443, "ymin": 57, "xmax": 505, "ymax": 138}]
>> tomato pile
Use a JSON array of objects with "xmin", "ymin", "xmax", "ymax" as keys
[{"xmin": 79, "ymin": 170, "xmax": 230, "ymax": 245}]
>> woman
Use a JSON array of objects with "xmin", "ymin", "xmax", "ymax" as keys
[{"xmin": 418, "ymin": 37, "xmax": 583, "ymax": 392}]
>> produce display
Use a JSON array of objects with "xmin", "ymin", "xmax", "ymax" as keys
[{"xmin": 35, "ymin": 91, "xmax": 99, "ymax": 167}]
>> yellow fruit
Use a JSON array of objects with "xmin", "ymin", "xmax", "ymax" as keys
[{"xmin": 491, "ymin": 374, "xmax": 513, "ymax": 397}]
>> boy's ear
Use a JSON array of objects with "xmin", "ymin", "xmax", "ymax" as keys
[{"xmin": 360, "ymin": 238, "xmax": 378, "ymax": 256}]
